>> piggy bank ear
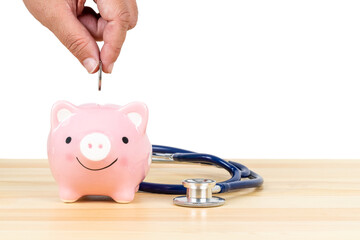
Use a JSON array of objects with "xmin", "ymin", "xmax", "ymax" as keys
[
  {"xmin": 51, "ymin": 101, "xmax": 78, "ymax": 129},
  {"xmin": 121, "ymin": 102, "xmax": 149, "ymax": 134}
]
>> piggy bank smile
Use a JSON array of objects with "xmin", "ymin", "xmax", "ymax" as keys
[{"xmin": 75, "ymin": 157, "xmax": 118, "ymax": 171}]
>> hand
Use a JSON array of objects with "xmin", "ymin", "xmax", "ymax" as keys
[{"xmin": 23, "ymin": 0, "xmax": 138, "ymax": 73}]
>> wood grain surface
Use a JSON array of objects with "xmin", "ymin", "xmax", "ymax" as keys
[{"xmin": 0, "ymin": 159, "xmax": 360, "ymax": 239}]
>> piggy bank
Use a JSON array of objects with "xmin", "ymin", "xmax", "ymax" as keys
[{"xmin": 47, "ymin": 101, "xmax": 152, "ymax": 203}]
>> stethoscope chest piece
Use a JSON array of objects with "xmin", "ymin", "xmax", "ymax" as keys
[{"xmin": 173, "ymin": 179, "xmax": 225, "ymax": 208}]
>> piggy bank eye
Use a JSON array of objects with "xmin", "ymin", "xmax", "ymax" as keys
[
  {"xmin": 122, "ymin": 137, "xmax": 129, "ymax": 144},
  {"xmin": 65, "ymin": 137, "xmax": 72, "ymax": 144}
]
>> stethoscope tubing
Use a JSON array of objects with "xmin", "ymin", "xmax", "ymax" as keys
[{"xmin": 139, "ymin": 145, "xmax": 264, "ymax": 194}]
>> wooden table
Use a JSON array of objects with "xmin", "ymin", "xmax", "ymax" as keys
[{"xmin": 0, "ymin": 159, "xmax": 359, "ymax": 239}]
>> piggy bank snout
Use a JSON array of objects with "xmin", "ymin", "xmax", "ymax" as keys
[{"xmin": 80, "ymin": 133, "xmax": 111, "ymax": 161}]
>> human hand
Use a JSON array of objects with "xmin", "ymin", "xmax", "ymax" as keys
[{"xmin": 23, "ymin": 0, "xmax": 138, "ymax": 73}]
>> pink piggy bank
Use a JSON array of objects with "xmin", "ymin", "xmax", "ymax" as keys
[{"xmin": 47, "ymin": 101, "xmax": 152, "ymax": 203}]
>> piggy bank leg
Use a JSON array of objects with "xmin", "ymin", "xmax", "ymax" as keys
[
  {"xmin": 59, "ymin": 188, "xmax": 82, "ymax": 203},
  {"xmin": 111, "ymin": 187, "xmax": 137, "ymax": 203}
]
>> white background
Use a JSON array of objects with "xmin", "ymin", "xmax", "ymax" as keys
[{"xmin": 1, "ymin": 0, "xmax": 360, "ymax": 159}]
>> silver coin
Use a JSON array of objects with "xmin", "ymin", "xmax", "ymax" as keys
[{"xmin": 98, "ymin": 61, "xmax": 102, "ymax": 91}]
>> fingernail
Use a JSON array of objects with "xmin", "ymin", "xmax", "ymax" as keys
[
  {"xmin": 83, "ymin": 58, "xmax": 98, "ymax": 74},
  {"xmin": 108, "ymin": 63, "xmax": 114, "ymax": 73}
]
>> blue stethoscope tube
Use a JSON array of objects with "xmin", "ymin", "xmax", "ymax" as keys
[{"xmin": 139, "ymin": 145, "xmax": 264, "ymax": 194}]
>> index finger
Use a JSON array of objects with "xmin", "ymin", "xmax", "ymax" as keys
[{"xmin": 97, "ymin": 0, "xmax": 137, "ymax": 73}]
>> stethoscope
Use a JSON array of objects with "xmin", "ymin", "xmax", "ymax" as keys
[{"xmin": 140, "ymin": 145, "xmax": 264, "ymax": 208}]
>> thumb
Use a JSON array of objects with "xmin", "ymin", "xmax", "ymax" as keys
[{"xmin": 50, "ymin": 11, "xmax": 100, "ymax": 73}]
